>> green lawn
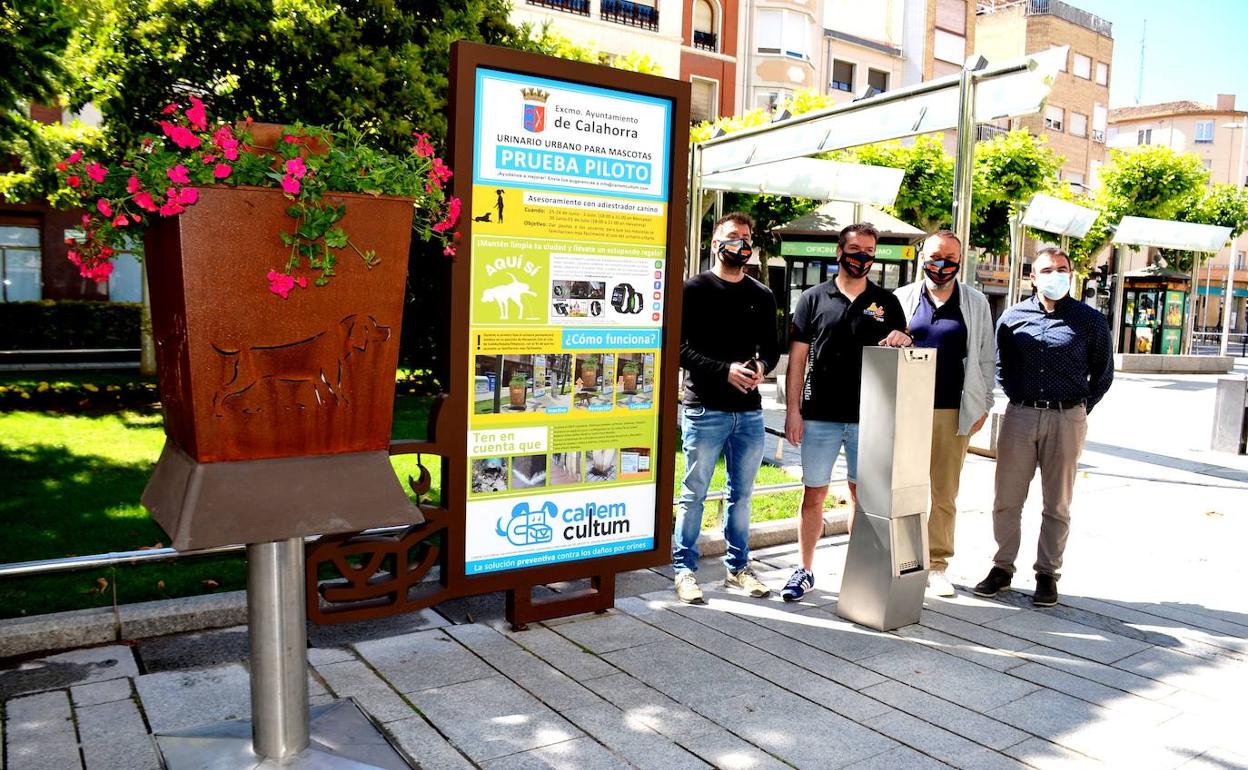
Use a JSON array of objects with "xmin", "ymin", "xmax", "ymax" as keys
[{"xmin": 0, "ymin": 395, "xmax": 833, "ymax": 618}]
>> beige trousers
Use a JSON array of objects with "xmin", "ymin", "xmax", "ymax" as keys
[
  {"xmin": 992, "ymin": 402, "xmax": 1088, "ymax": 578},
  {"xmin": 929, "ymin": 408, "xmax": 971, "ymax": 571}
]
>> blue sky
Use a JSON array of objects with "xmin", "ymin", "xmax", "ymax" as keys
[{"xmin": 1064, "ymin": 0, "xmax": 1248, "ymax": 108}]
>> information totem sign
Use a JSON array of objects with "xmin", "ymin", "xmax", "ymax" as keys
[
  {"xmin": 449, "ymin": 43, "xmax": 687, "ymax": 624},
  {"xmin": 305, "ymin": 45, "xmax": 687, "ymax": 629}
]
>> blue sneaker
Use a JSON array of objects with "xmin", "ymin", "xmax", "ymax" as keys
[{"xmin": 781, "ymin": 568, "xmax": 814, "ymax": 602}]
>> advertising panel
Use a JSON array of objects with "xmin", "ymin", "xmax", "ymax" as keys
[{"xmin": 464, "ymin": 68, "xmax": 672, "ymax": 575}]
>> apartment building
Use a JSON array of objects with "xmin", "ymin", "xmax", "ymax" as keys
[
  {"xmin": 975, "ymin": 0, "xmax": 1113, "ymax": 190},
  {"xmin": 1109, "ymin": 95, "xmax": 1248, "ymax": 331},
  {"xmin": 682, "ymin": 0, "xmax": 742, "ymax": 122},
  {"xmin": 512, "ymin": 0, "xmax": 741, "ymax": 122},
  {"xmin": 739, "ymin": 0, "xmax": 974, "ymax": 112}
]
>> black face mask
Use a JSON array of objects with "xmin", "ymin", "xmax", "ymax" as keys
[
  {"xmin": 839, "ymin": 252, "xmax": 873, "ymax": 279},
  {"xmin": 923, "ymin": 258, "xmax": 959, "ymax": 286},
  {"xmin": 716, "ymin": 238, "xmax": 753, "ymax": 267}
]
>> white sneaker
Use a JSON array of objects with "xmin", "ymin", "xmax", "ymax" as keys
[
  {"xmin": 927, "ymin": 570, "xmax": 956, "ymax": 597},
  {"xmin": 674, "ymin": 572, "xmax": 704, "ymax": 604}
]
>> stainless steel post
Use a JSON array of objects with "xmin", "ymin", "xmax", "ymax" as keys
[
  {"xmin": 248, "ymin": 538, "xmax": 310, "ymax": 760},
  {"xmin": 1007, "ymin": 210, "xmax": 1023, "ymax": 305},
  {"xmin": 1222, "ymin": 121, "xmax": 1246, "ymax": 355},
  {"xmin": 952, "ymin": 67, "xmax": 976, "ymax": 285},
  {"xmin": 688, "ymin": 144, "xmax": 703, "ymax": 279},
  {"xmin": 836, "ymin": 347, "xmax": 935, "ymax": 632},
  {"xmin": 1111, "ymin": 245, "xmax": 1128, "ymax": 354}
]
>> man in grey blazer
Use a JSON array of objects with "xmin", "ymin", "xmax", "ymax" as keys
[{"xmin": 894, "ymin": 231, "xmax": 996, "ymax": 597}]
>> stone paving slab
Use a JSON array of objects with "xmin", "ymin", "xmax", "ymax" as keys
[
  {"xmin": 560, "ymin": 701, "xmax": 712, "ymax": 770},
  {"xmin": 77, "ymin": 696, "xmax": 161, "ymax": 770},
  {"xmin": 354, "ymin": 628, "xmax": 494, "ymax": 694},
  {"xmin": 4, "ymin": 690, "xmax": 82, "ymax": 770},
  {"xmin": 984, "ymin": 609, "xmax": 1153, "ymax": 664},
  {"xmin": 382, "ymin": 715, "xmax": 476, "ymax": 770},
  {"xmin": 0, "ymin": 645, "xmax": 138, "ymax": 700}
]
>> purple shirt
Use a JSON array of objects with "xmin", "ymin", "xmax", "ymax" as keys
[{"xmin": 910, "ymin": 284, "xmax": 968, "ymax": 409}]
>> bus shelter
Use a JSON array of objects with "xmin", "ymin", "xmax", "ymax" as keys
[{"xmin": 1110, "ymin": 216, "xmax": 1233, "ymax": 357}]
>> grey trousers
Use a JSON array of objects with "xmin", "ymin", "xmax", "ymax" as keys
[{"xmin": 992, "ymin": 402, "xmax": 1088, "ymax": 578}]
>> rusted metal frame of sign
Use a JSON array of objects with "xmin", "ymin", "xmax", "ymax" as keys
[{"xmin": 306, "ymin": 42, "xmax": 689, "ymax": 629}]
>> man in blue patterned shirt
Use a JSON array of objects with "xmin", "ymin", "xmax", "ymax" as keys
[{"xmin": 974, "ymin": 247, "xmax": 1113, "ymax": 607}]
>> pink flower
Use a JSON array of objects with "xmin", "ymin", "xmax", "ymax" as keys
[
  {"xmin": 212, "ymin": 125, "xmax": 240, "ymax": 160},
  {"xmin": 176, "ymin": 187, "xmax": 199, "ymax": 205},
  {"xmin": 201, "ymin": 154, "xmax": 216, "ymax": 164},
  {"xmin": 213, "ymin": 163, "xmax": 232, "ymax": 179},
  {"xmin": 412, "ymin": 132, "xmax": 434, "ymax": 157},
  {"xmin": 167, "ymin": 165, "xmax": 191, "ymax": 184},
  {"xmin": 112, "ymin": 215, "xmax": 129, "ymax": 227},
  {"xmin": 280, "ymin": 175, "xmax": 301, "ymax": 195},
  {"xmin": 160, "ymin": 120, "xmax": 177, "ymax": 139},
  {"xmin": 168, "ymin": 125, "xmax": 201, "ymax": 149},
  {"xmin": 443, "ymin": 244, "xmax": 456, "ymax": 256},
  {"xmin": 285, "ymin": 156, "xmax": 307, "ymax": 179},
  {"xmin": 67, "ymin": 249, "xmax": 81, "ymax": 266},
  {"xmin": 427, "ymin": 157, "xmax": 452, "ymax": 189},
  {"xmin": 127, "ymin": 175, "xmax": 141, "ymax": 194},
  {"xmin": 185, "ymin": 96, "xmax": 207, "ymax": 130},
  {"xmin": 162, "ymin": 102, "xmax": 180, "ymax": 115},
  {"xmin": 81, "ymin": 214, "xmax": 90, "ymax": 225},
  {"xmin": 297, "ymin": 276, "xmax": 308, "ymax": 288},
  {"xmin": 267, "ymin": 269, "xmax": 298, "ymax": 299},
  {"xmin": 283, "ymin": 134, "xmax": 298, "ymax": 144},
  {"xmin": 66, "ymin": 175, "xmax": 80, "ymax": 188},
  {"xmin": 56, "ymin": 162, "xmax": 66, "ymax": 171},
  {"xmin": 134, "ymin": 191, "xmax": 157, "ymax": 212},
  {"xmin": 97, "ymin": 199, "xmax": 113, "ymax": 217},
  {"xmin": 432, "ymin": 196, "xmax": 461, "ymax": 233},
  {"xmin": 86, "ymin": 163, "xmax": 107, "ymax": 183},
  {"xmin": 84, "ymin": 261, "xmax": 114, "ymax": 282},
  {"xmin": 159, "ymin": 201, "xmax": 185, "ymax": 217},
  {"xmin": 65, "ymin": 150, "xmax": 83, "ymax": 164}
]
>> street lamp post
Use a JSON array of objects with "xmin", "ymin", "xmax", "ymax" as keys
[{"xmin": 1220, "ymin": 120, "xmax": 1247, "ymax": 356}]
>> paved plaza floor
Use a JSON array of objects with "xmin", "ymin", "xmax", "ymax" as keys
[{"xmin": 2, "ymin": 365, "xmax": 1246, "ymax": 769}]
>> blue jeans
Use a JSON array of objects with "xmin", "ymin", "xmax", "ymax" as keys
[{"xmin": 673, "ymin": 406, "xmax": 765, "ymax": 574}]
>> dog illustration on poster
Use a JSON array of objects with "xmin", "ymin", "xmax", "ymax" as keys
[{"xmin": 481, "ymin": 273, "xmax": 536, "ymax": 320}]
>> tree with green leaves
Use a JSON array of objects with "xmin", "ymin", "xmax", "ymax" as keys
[
  {"xmin": 0, "ymin": 0, "xmax": 73, "ymax": 146},
  {"xmin": 851, "ymin": 134, "xmax": 956, "ymax": 233},
  {"xmin": 972, "ymin": 129, "xmax": 1063, "ymax": 255}
]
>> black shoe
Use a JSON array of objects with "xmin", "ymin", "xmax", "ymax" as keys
[
  {"xmin": 1033, "ymin": 574, "xmax": 1058, "ymax": 607},
  {"xmin": 973, "ymin": 567, "xmax": 1013, "ymax": 598}
]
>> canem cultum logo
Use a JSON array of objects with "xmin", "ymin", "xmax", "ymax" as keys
[{"xmin": 496, "ymin": 497, "xmax": 631, "ymax": 547}]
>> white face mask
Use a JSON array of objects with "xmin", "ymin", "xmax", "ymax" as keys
[{"xmin": 1036, "ymin": 271, "xmax": 1071, "ymax": 300}]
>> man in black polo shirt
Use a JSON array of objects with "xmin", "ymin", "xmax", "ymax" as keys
[{"xmin": 782, "ymin": 223, "xmax": 910, "ymax": 601}]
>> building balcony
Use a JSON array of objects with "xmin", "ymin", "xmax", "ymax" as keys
[
  {"xmin": 1023, "ymin": 0, "xmax": 1113, "ymax": 37},
  {"xmin": 693, "ymin": 30, "xmax": 717, "ymax": 51},
  {"xmin": 526, "ymin": 0, "xmax": 589, "ymax": 15},
  {"xmin": 601, "ymin": 0, "xmax": 658, "ymax": 30},
  {"xmin": 976, "ymin": 124, "xmax": 1009, "ymax": 141}
]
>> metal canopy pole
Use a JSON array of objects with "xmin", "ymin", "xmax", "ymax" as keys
[
  {"xmin": 1007, "ymin": 210, "xmax": 1023, "ymax": 305},
  {"xmin": 952, "ymin": 64, "xmax": 978, "ymax": 285},
  {"xmin": 1222, "ymin": 122, "xmax": 1247, "ymax": 356},
  {"xmin": 688, "ymin": 144, "xmax": 702, "ymax": 279},
  {"xmin": 1111, "ymin": 245, "xmax": 1128, "ymax": 354}
]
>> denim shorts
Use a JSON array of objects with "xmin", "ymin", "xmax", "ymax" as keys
[{"xmin": 800, "ymin": 419, "xmax": 859, "ymax": 486}]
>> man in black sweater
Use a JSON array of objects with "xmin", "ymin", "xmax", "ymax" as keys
[{"xmin": 674, "ymin": 212, "xmax": 780, "ymax": 604}]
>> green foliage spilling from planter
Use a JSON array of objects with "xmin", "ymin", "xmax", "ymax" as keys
[{"xmin": 0, "ymin": 300, "xmax": 140, "ymax": 350}]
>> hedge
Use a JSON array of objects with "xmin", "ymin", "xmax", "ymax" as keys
[
  {"xmin": 0, "ymin": 378, "xmax": 160, "ymax": 411},
  {"xmin": 0, "ymin": 301, "xmax": 142, "ymax": 350}
]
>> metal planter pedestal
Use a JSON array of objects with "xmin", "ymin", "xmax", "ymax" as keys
[{"xmin": 154, "ymin": 539, "xmax": 412, "ymax": 769}]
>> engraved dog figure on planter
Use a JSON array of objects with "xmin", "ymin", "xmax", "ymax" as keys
[{"xmin": 211, "ymin": 314, "xmax": 391, "ymax": 415}]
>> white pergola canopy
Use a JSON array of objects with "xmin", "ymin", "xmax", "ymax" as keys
[
  {"xmin": 1112, "ymin": 215, "xmax": 1233, "ymax": 253},
  {"xmin": 1022, "ymin": 193, "xmax": 1098, "ymax": 238},
  {"xmin": 699, "ymin": 158, "xmax": 904, "ymax": 207},
  {"xmin": 696, "ymin": 47, "xmax": 1067, "ymax": 177}
]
